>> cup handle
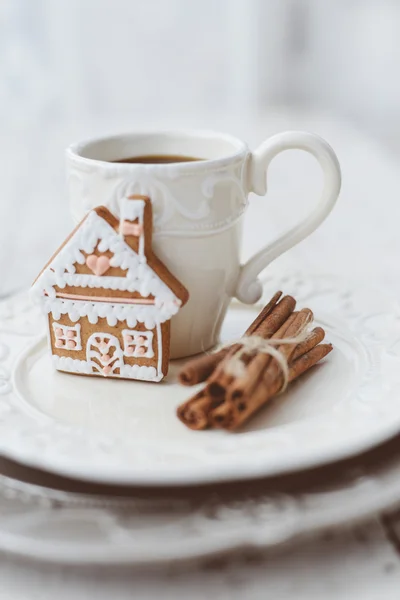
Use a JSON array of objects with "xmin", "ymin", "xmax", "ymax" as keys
[{"xmin": 234, "ymin": 131, "xmax": 341, "ymax": 304}]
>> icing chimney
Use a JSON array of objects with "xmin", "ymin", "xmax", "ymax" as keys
[{"xmin": 119, "ymin": 195, "xmax": 152, "ymax": 257}]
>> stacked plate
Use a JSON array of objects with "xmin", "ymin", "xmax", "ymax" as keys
[{"xmin": 1, "ymin": 271, "xmax": 400, "ymax": 566}]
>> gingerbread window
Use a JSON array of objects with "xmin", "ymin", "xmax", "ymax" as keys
[
  {"xmin": 52, "ymin": 323, "xmax": 82, "ymax": 351},
  {"xmin": 122, "ymin": 329, "xmax": 154, "ymax": 359}
]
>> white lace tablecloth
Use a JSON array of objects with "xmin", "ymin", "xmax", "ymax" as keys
[{"xmin": 2, "ymin": 109, "xmax": 400, "ymax": 597}]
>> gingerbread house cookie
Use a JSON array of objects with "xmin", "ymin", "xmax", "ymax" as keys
[{"xmin": 31, "ymin": 195, "xmax": 189, "ymax": 382}]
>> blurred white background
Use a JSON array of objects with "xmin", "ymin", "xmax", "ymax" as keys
[{"xmin": 1, "ymin": 0, "xmax": 400, "ymax": 294}]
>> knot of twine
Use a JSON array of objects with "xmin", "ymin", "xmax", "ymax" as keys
[{"xmin": 223, "ymin": 325, "xmax": 311, "ymax": 393}]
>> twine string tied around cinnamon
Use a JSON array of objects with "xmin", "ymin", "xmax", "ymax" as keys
[{"xmin": 223, "ymin": 327, "xmax": 311, "ymax": 392}]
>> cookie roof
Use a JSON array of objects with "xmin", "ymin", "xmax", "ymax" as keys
[{"xmin": 32, "ymin": 203, "xmax": 189, "ymax": 327}]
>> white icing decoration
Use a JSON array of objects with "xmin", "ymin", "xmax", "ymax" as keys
[
  {"xmin": 87, "ymin": 333, "xmax": 124, "ymax": 376},
  {"xmin": 122, "ymin": 329, "xmax": 154, "ymax": 359},
  {"xmin": 119, "ymin": 198, "xmax": 145, "ymax": 258},
  {"xmin": 39, "ymin": 297, "xmax": 178, "ymax": 329},
  {"xmin": 120, "ymin": 198, "xmax": 145, "ymax": 222},
  {"xmin": 53, "ymin": 331, "xmax": 161, "ymax": 381},
  {"xmin": 155, "ymin": 321, "xmax": 163, "ymax": 377},
  {"xmin": 52, "ymin": 322, "xmax": 82, "ymax": 351},
  {"xmin": 52, "ymin": 355, "xmax": 91, "ymax": 374},
  {"xmin": 53, "ymin": 355, "xmax": 160, "ymax": 381},
  {"xmin": 31, "ymin": 210, "xmax": 182, "ymax": 318},
  {"xmin": 120, "ymin": 364, "xmax": 160, "ymax": 381}
]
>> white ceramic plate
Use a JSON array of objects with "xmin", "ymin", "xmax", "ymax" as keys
[
  {"xmin": 1, "ymin": 272, "xmax": 400, "ymax": 485},
  {"xmin": 1, "ymin": 450, "xmax": 400, "ymax": 566}
]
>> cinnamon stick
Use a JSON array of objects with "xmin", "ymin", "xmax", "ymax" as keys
[
  {"xmin": 256, "ymin": 308, "xmax": 313, "ymax": 391},
  {"xmin": 243, "ymin": 290, "xmax": 283, "ymax": 336},
  {"xmin": 289, "ymin": 343, "xmax": 333, "ymax": 381},
  {"xmin": 177, "ymin": 291, "xmax": 283, "ymax": 386},
  {"xmin": 208, "ymin": 401, "xmax": 235, "ymax": 429},
  {"xmin": 225, "ymin": 309, "xmax": 313, "ymax": 424},
  {"xmin": 177, "ymin": 291, "xmax": 287, "ymax": 428},
  {"xmin": 291, "ymin": 327, "xmax": 325, "ymax": 361},
  {"xmin": 210, "ymin": 314, "xmax": 321, "ymax": 430},
  {"xmin": 212, "ymin": 343, "xmax": 333, "ymax": 431},
  {"xmin": 205, "ymin": 344, "xmax": 243, "ymax": 399},
  {"xmin": 251, "ymin": 295, "xmax": 296, "ymax": 339},
  {"xmin": 177, "ymin": 292, "xmax": 333, "ymax": 432},
  {"xmin": 176, "ymin": 389, "xmax": 224, "ymax": 431},
  {"xmin": 178, "ymin": 348, "xmax": 230, "ymax": 386},
  {"xmin": 206, "ymin": 295, "xmax": 296, "ymax": 399},
  {"xmin": 224, "ymin": 311, "xmax": 297, "ymax": 404},
  {"xmin": 227, "ymin": 308, "xmax": 311, "ymax": 404}
]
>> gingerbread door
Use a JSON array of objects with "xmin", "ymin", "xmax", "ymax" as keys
[{"xmin": 86, "ymin": 333, "xmax": 124, "ymax": 377}]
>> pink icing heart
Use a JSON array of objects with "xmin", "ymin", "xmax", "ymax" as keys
[
  {"xmin": 102, "ymin": 366, "xmax": 112, "ymax": 376},
  {"xmin": 86, "ymin": 254, "xmax": 110, "ymax": 276}
]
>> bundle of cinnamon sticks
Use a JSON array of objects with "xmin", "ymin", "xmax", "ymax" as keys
[{"xmin": 177, "ymin": 291, "xmax": 332, "ymax": 431}]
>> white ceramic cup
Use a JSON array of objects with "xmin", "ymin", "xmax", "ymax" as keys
[{"xmin": 66, "ymin": 130, "xmax": 341, "ymax": 358}]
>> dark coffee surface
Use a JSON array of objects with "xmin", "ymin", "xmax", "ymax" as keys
[{"xmin": 112, "ymin": 154, "xmax": 203, "ymax": 164}]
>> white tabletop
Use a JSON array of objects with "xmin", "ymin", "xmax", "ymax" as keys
[{"xmin": 2, "ymin": 109, "xmax": 400, "ymax": 597}]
